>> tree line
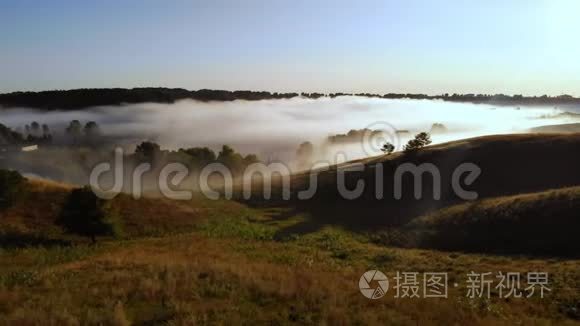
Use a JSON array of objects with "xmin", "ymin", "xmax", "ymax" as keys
[
  {"xmin": 1, "ymin": 88, "xmax": 579, "ymax": 110},
  {"xmin": 134, "ymin": 141, "xmax": 260, "ymax": 174},
  {"xmin": 0, "ymin": 120, "xmax": 104, "ymax": 146}
]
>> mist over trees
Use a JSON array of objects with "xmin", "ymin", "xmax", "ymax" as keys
[
  {"xmin": 131, "ymin": 141, "xmax": 261, "ymax": 175},
  {"xmin": 0, "ymin": 123, "xmax": 25, "ymax": 145},
  {"xmin": 84, "ymin": 121, "xmax": 101, "ymax": 137},
  {"xmin": 0, "ymin": 120, "xmax": 106, "ymax": 147},
  {"xmin": 65, "ymin": 120, "xmax": 82, "ymax": 145},
  {"xmin": 327, "ymin": 129, "xmax": 384, "ymax": 144},
  {"xmin": 178, "ymin": 147, "xmax": 216, "ymax": 165},
  {"xmin": 296, "ymin": 141, "xmax": 314, "ymax": 169},
  {"xmin": 429, "ymin": 123, "xmax": 448, "ymax": 134},
  {"xmin": 61, "ymin": 120, "xmax": 104, "ymax": 146},
  {"xmin": 0, "ymin": 116, "xmax": 264, "ymax": 186}
]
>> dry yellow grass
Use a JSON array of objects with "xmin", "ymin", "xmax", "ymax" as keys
[
  {"xmin": 26, "ymin": 177, "xmax": 75, "ymax": 191},
  {"xmin": 0, "ymin": 229, "xmax": 578, "ymax": 325}
]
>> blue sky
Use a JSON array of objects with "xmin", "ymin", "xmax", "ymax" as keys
[{"xmin": 1, "ymin": 0, "xmax": 579, "ymax": 95}]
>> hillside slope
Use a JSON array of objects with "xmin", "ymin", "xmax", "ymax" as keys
[
  {"xmin": 4, "ymin": 132, "xmax": 580, "ymax": 257},
  {"xmin": 0, "ymin": 179, "xmax": 579, "ymax": 324},
  {"xmin": 387, "ymin": 186, "xmax": 580, "ymax": 256},
  {"xmin": 0, "ymin": 178, "xmax": 251, "ymax": 247},
  {"xmin": 531, "ymin": 123, "xmax": 580, "ymax": 134},
  {"xmin": 248, "ymin": 133, "xmax": 580, "ymax": 230}
]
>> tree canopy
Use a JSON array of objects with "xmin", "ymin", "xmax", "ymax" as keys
[{"xmin": 404, "ymin": 132, "xmax": 432, "ymax": 152}]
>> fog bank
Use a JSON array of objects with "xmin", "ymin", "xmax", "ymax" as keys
[{"xmin": 0, "ymin": 97, "xmax": 574, "ymax": 164}]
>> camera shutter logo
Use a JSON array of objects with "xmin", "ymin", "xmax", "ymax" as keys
[{"xmin": 359, "ymin": 270, "xmax": 389, "ymax": 299}]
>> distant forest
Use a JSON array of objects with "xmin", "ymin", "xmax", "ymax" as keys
[{"xmin": 1, "ymin": 87, "xmax": 580, "ymax": 110}]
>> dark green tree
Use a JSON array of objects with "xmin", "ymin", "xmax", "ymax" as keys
[
  {"xmin": 404, "ymin": 132, "xmax": 432, "ymax": 152},
  {"xmin": 380, "ymin": 142, "xmax": 395, "ymax": 154},
  {"xmin": 41, "ymin": 124, "xmax": 52, "ymax": 142},
  {"xmin": 84, "ymin": 121, "xmax": 101, "ymax": 137},
  {"xmin": 135, "ymin": 141, "xmax": 161, "ymax": 160},
  {"xmin": 179, "ymin": 147, "xmax": 216, "ymax": 166},
  {"xmin": 83, "ymin": 121, "xmax": 102, "ymax": 146},
  {"xmin": 65, "ymin": 120, "xmax": 83, "ymax": 144},
  {"xmin": 243, "ymin": 153, "xmax": 260, "ymax": 165},
  {"xmin": 0, "ymin": 170, "xmax": 25, "ymax": 209},
  {"xmin": 30, "ymin": 121, "xmax": 40, "ymax": 136},
  {"xmin": 57, "ymin": 186, "xmax": 121, "ymax": 243},
  {"xmin": 42, "ymin": 124, "xmax": 50, "ymax": 136},
  {"xmin": 217, "ymin": 145, "xmax": 245, "ymax": 172}
]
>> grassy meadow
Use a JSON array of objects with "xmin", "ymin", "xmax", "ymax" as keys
[
  {"xmin": 1, "ymin": 134, "xmax": 580, "ymax": 325},
  {"xmin": 0, "ymin": 177, "xmax": 579, "ymax": 325}
]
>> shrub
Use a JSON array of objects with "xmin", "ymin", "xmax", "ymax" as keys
[
  {"xmin": 57, "ymin": 186, "xmax": 122, "ymax": 243},
  {"xmin": 0, "ymin": 169, "xmax": 25, "ymax": 209},
  {"xmin": 380, "ymin": 142, "xmax": 395, "ymax": 154}
]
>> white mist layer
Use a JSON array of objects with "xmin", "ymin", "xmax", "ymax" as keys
[{"xmin": 0, "ymin": 97, "xmax": 576, "ymax": 165}]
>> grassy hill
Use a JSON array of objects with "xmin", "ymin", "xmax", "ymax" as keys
[
  {"xmin": 531, "ymin": 123, "xmax": 580, "ymax": 134},
  {"xmin": 2, "ymin": 133, "xmax": 580, "ymax": 324},
  {"xmin": 5, "ymin": 133, "xmax": 580, "ymax": 257},
  {"xmin": 0, "ymin": 178, "xmax": 579, "ymax": 324},
  {"xmin": 380, "ymin": 186, "xmax": 580, "ymax": 256},
  {"xmin": 0, "ymin": 178, "xmax": 251, "ymax": 247},
  {"xmin": 240, "ymin": 134, "xmax": 580, "ymax": 251}
]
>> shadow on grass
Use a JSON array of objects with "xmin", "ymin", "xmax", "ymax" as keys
[{"xmin": 0, "ymin": 232, "xmax": 71, "ymax": 249}]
